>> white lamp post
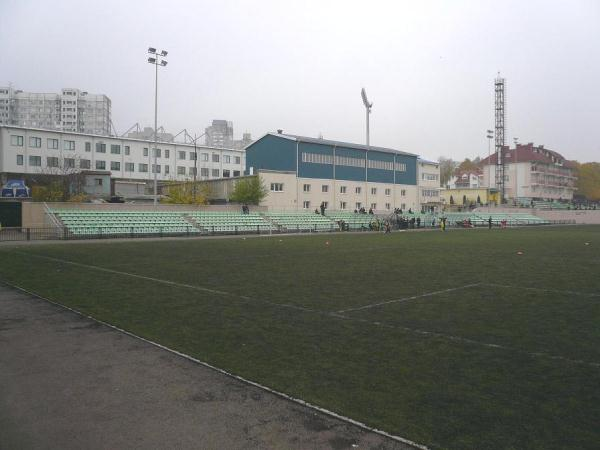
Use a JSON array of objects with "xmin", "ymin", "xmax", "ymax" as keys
[{"xmin": 147, "ymin": 47, "xmax": 168, "ymax": 207}]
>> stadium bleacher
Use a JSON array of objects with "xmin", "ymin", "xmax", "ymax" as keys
[
  {"xmin": 262, "ymin": 211, "xmax": 337, "ymax": 231},
  {"xmin": 188, "ymin": 211, "xmax": 276, "ymax": 233},
  {"xmin": 325, "ymin": 211, "xmax": 373, "ymax": 230},
  {"xmin": 49, "ymin": 208, "xmax": 553, "ymax": 239}
]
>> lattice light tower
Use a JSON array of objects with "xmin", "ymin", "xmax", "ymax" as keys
[{"xmin": 494, "ymin": 74, "xmax": 506, "ymax": 201}]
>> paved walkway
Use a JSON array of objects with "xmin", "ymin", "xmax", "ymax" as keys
[{"xmin": 0, "ymin": 284, "xmax": 415, "ymax": 450}]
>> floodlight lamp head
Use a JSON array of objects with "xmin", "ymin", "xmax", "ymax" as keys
[
  {"xmin": 361, "ymin": 88, "xmax": 369, "ymax": 107},
  {"xmin": 160, "ymin": 50, "xmax": 168, "ymax": 57},
  {"xmin": 161, "ymin": 60, "xmax": 168, "ymax": 66},
  {"xmin": 148, "ymin": 57, "xmax": 156, "ymax": 64},
  {"xmin": 148, "ymin": 47, "xmax": 157, "ymax": 54}
]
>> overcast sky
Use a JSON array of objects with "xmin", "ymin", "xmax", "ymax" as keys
[{"xmin": 1, "ymin": 0, "xmax": 598, "ymax": 162}]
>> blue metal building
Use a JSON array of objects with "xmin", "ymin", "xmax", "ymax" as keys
[{"xmin": 246, "ymin": 132, "xmax": 417, "ymax": 185}]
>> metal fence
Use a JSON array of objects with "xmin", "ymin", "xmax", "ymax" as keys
[{"xmin": 0, "ymin": 220, "xmax": 579, "ymax": 243}]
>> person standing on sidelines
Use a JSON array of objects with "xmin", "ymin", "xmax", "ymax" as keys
[{"xmin": 488, "ymin": 216, "xmax": 492, "ymax": 229}]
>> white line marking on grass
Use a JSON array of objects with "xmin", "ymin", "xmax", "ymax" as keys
[
  {"xmin": 13, "ymin": 251, "xmax": 317, "ymax": 315},
  {"xmin": 482, "ymin": 283, "xmax": 600, "ymax": 298},
  {"xmin": 0, "ymin": 280, "xmax": 429, "ymax": 450},
  {"xmin": 331, "ymin": 313, "xmax": 600, "ymax": 369},
  {"xmin": 12, "ymin": 252, "xmax": 600, "ymax": 369},
  {"xmin": 336, "ymin": 283, "xmax": 482, "ymax": 313}
]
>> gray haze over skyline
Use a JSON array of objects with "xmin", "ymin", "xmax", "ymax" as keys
[{"xmin": 1, "ymin": 0, "xmax": 598, "ymax": 162}]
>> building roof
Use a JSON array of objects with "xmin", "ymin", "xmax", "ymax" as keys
[
  {"xmin": 480, "ymin": 143, "xmax": 571, "ymax": 167},
  {"xmin": 418, "ymin": 158, "xmax": 440, "ymax": 165},
  {"xmin": 263, "ymin": 132, "xmax": 417, "ymax": 157},
  {"xmin": 454, "ymin": 169, "xmax": 482, "ymax": 179}
]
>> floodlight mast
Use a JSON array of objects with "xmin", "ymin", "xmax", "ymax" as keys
[
  {"xmin": 147, "ymin": 46, "xmax": 168, "ymax": 207},
  {"xmin": 361, "ymin": 88, "xmax": 373, "ymax": 148}
]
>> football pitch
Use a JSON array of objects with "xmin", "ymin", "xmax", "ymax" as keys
[{"xmin": 1, "ymin": 226, "xmax": 599, "ymax": 449}]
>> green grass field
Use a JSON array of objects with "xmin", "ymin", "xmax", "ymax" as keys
[{"xmin": 1, "ymin": 226, "xmax": 599, "ymax": 449}]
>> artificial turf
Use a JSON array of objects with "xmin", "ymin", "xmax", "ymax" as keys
[{"xmin": 0, "ymin": 225, "xmax": 599, "ymax": 449}]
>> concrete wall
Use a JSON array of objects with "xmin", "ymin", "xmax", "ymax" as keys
[
  {"xmin": 21, "ymin": 202, "xmax": 51, "ymax": 228},
  {"xmin": 473, "ymin": 206, "xmax": 600, "ymax": 224}
]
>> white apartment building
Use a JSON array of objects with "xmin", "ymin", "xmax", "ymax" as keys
[
  {"xmin": 417, "ymin": 159, "xmax": 441, "ymax": 210},
  {"xmin": 480, "ymin": 143, "xmax": 576, "ymax": 201},
  {"xmin": 205, "ymin": 120, "xmax": 234, "ymax": 148},
  {"xmin": 0, "ymin": 87, "xmax": 111, "ymax": 136},
  {"xmin": 0, "ymin": 125, "xmax": 245, "ymax": 187}
]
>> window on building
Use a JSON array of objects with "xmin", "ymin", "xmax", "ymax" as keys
[
  {"xmin": 96, "ymin": 160, "xmax": 106, "ymax": 170},
  {"xmin": 395, "ymin": 162, "xmax": 407, "ymax": 172},
  {"xmin": 355, "ymin": 202, "xmax": 362, "ymax": 209},
  {"xmin": 164, "ymin": 149, "xmax": 170, "ymax": 159},
  {"xmin": 164, "ymin": 165, "xmax": 170, "ymax": 175},
  {"xmin": 110, "ymin": 161, "xmax": 120, "ymax": 171},
  {"xmin": 110, "ymin": 144, "xmax": 121, "ymax": 154},
  {"xmin": 303, "ymin": 201, "xmax": 310, "ymax": 209},
  {"xmin": 385, "ymin": 188, "xmax": 391, "ymax": 196},
  {"xmin": 222, "ymin": 169, "xmax": 230, "ymax": 177},
  {"xmin": 189, "ymin": 167, "xmax": 197, "ymax": 176},
  {"xmin": 80, "ymin": 159, "xmax": 91, "ymax": 169},
  {"xmin": 47, "ymin": 138, "xmax": 59, "ymax": 149},
  {"xmin": 212, "ymin": 169, "xmax": 220, "ymax": 177},
  {"xmin": 178, "ymin": 151, "xmax": 186, "ymax": 160},
  {"xmin": 64, "ymin": 158, "xmax": 75, "ymax": 169},
  {"xmin": 10, "ymin": 135, "xmax": 24, "ymax": 146},
  {"xmin": 189, "ymin": 152, "xmax": 197, "ymax": 160},
  {"xmin": 212, "ymin": 153, "xmax": 220, "ymax": 163},
  {"xmin": 85, "ymin": 142, "xmax": 91, "ymax": 152},
  {"xmin": 340, "ymin": 201, "xmax": 347, "ymax": 210},
  {"xmin": 125, "ymin": 162, "xmax": 135, "ymax": 172},
  {"xmin": 138, "ymin": 163, "xmax": 148, "ymax": 173},
  {"xmin": 143, "ymin": 147, "xmax": 148, "ymax": 157},
  {"xmin": 340, "ymin": 186, "xmax": 347, "ymax": 194},
  {"xmin": 303, "ymin": 184, "xmax": 311, "ymax": 192},
  {"xmin": 401, "ymin": 189, "xmax": 406, "ymax": 196},
  {"xmin": 95, "ymin": 178, "xmax": 103, "ymax": 186},
  {"xmin": 200, "ymin": 168, "xmax": 209, "ymax": 177},
  {"xmin": 202, "ymin": 153, "xmax": 209, "ymax": 162},
  {"xmin": 96, "ymin": 143, "xmax": 106, "ymax": 153},
  {"xmin": 29, "ymin": 156, "xmax": 41, "ymax": 166},
  {"xmin": 371, "ymin": 203, "xmax": 377, "ymax": 209},
  {"xmin": 367, "ymin": 159, "xmax": 394, "ymax": 170},
  {"xmin": 152, "ymin": 164, "xmax": 161, "ymax": 174},
  {"xmin": 29, "ymin": 137, "xmax": 41, "ymax": 148},
  {"xmin": 233, "ymin": 170, "xmax": 240, "ymax": 177},
  {"xmin": 322, "ymin": 185, "xmax": 329, "ymax": 193},
  {"xmin": 235, "ymin": 156, "xmax": 241, "ymax": 164},
  {"xmin": 124, "ymin": 146, "xmax": 130, "ymax": 156},
  {"xmin": 270, "ymin": 183, "xmax": 284, "ymax": 192},
  {"xmin": 177, "ymin": 166, "xmax": 186, "ymax": 175},
  {"xmin": 401, "ymin": 203, "xmax": 406, "ymax": 210},
  {"xmin": 223, "ymin": 155, "xmax": 231, "ymax": 163},
  {"xmin": 355, "ymin": 187, "xmax": 361, "ymax": 194},
  {"xmin": 64, "ymin": 140, "xmax": 75, "ymax": 150},
  {"xmin": 16, "ymin": 155, "xmax": 24, "ymax": 166},
  {"xmin": 302, "ymin": 152, "xmax": 333, "ymax": 164},
  {"xmin": 385, "ymin": 203, "xmax": 391, "ymax": 210},
  {"xmin": 371, "ymin": 187, "xmax": 377, "ymax": 195},
  {"xmin": 153, "ymin": 148, "xmax": 161, "ymax": 158}
]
